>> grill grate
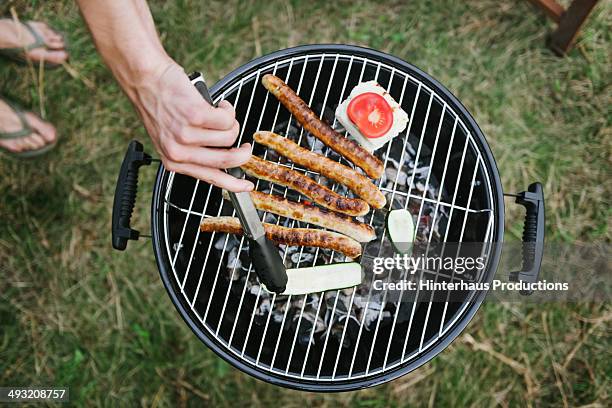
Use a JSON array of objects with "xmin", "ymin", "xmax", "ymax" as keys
[{"xmin": 155, "ymin": 50, "xmax": 498, "ymax": 387}]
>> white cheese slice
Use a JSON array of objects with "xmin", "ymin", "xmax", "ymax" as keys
[{"xmin": 335, "ymin": 81, "xmax": 409, "ymax": 152}]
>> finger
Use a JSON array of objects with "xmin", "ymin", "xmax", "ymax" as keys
[
  {"xmin": 168, "ymin": 142, "xmax": 252, "ymax": 169},
  {"xmin": 188, "ymin": 101, "xmax": 235, "ymax": 131},
  {"xmin": 165, "ymin": 161, "xmax": 254, "ymax": 192},
  {"xmin": 179, "ymin": 120, "xmax": 240, "ymax": 147},
  {"xmin": 216, "ymin": 100, "xmax": 235, "ymax": 116}
]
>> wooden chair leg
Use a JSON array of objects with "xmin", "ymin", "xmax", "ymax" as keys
[
  {"xmin": 527, "ymin": 0, "xmax": 564, "ymax": 23},
  {"xmin": 549, "ymin": 0, "xmax": 599, "ymax": 55}
]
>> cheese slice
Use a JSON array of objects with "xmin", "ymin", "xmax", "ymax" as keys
[{"xmin": 335, "ymin": 81, "xmax": 409, "ymax": 152}]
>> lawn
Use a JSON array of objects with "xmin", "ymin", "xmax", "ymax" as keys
[{"xmin": 0, "ymin": 0, "xmax": 610, "ymax": 406}]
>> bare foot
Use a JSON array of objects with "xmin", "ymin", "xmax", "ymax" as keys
[
  {"xmin": 0, "ymin": 99, "xmax": 57, "ymax": 153},
  {"xmin": 0, "ymin": 19, "xmax": 68, "ymax": 65}
]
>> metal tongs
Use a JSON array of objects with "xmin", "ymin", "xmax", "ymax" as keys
[{"xmin": 188, "ymin": 72, "xmax": 288, "ymax": 294}]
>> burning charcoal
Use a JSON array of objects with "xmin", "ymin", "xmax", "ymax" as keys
[
  {"xmin": 261, "ymin": 212, "xmax": 277, "ymax": 224},
  {"xmin": 291, "ymin": 251, "xmax": 314, "ymax": 265},
  {"xmin": 334, "ymin": 184, "xmax": 350, "ymax": 197},
  {"xmin": 239, "ymin": 247, "xmax": 252, "ymax": 268},
  {"xmin": 408, "ymin": 166, "xmax": 430, "ymax": 179},
  {"xmin": 291, "ymin": 297, "xmax": 305, "ymax": 311},
  {"xmin": 306, "ymin": 133, "xmax": 325, "ymax": 153},
  {"xmin": 265, "ymin": 149, "xmax": 280, "ymax": 162},
  {"xmin": 272, "ymin": 302, "xmax": 288, "ymax": 323},
  {"xmin": 297, "ymin": 319, "xmax": 314, "ymax": 346},
  {"xmin": 214, "ymin": 234, "xmax": 228, "ymax": 251},
  {"xmin": 385, "ymin": 167, "xmax": 408, "ymax": 187},
  {"xmin": 405, "ymin": 142, "xmax": 417, "ymax": 156},
  {"xmin": 257, "ymin": 298, "xmax": 271, "ymax": 316},
  {"xmin": 297, "ymin": 311, "xmax": 326, "ymax": 346},
  {"xmin": 227, "ymin": 247, "xmax": 242, "ymax": 271},
  {"xmin": 323, "ymin": 146, "xmax": 342, "ymax": 161},
  {"xmin": 274, "ymin": 121, "xmax": 299, "ymax": 139},
  {"xmin": 362, "ymin": 294, "xmax": 391, "ymax": 330},
  {"xmin": 320, "ymin": 105, "xmax": 336, "ymax": 125},
  {"xmin": 317, "ymin": 176, "xmax": 330, "ymax": 187},
  {"xmin": 385, "ymin": 181, "xmax": 397, "ymax": 192},
  {"xmin": 339, "ymin": 315, "xmax": 360, "ymax": 348}
]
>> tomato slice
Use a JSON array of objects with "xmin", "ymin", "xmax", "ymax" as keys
[{"xmin": 347, "ymin": 92, "xmax": 393, "ymax": 139}]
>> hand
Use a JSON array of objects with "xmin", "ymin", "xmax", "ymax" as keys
[{"xmin": 127, "ymin": 60, "xmax": 254, "ymax": 192}]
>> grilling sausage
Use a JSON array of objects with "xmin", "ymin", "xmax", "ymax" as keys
[
  {"xmin": 199, "ymin": 216, "xmax": 362, "ymax": 259},
  {"xmin": 222, "ymin": 190, "xmax": 376, "ymax": 242},
  {"xmin": 240, "ymin": 156, "xmax": 370, "ymax": 217},
  {"xmin": 261, "ymin": 74, "xmax": 384, "ymax": 179},
  {"xmin": 254, "ymin": 131, "xmax": 386, "ymax": 209}
]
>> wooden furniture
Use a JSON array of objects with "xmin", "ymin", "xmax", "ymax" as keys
[{"xmin": 527, "ymin": 0, "xmax": 600, "ymax": 55}]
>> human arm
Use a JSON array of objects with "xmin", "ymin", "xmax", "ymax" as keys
[{"xmin": 76, "ymin": 0, "xmax": 254, "ymax": 191}]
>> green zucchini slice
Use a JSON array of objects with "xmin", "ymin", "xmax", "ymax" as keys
[
  {"xmin": 277, "ymin": 262, "xmax": 363, "ymax": 295},
  {"xmin": 387, "ymin": 208, "xmax": 416, "ymax": 254}
]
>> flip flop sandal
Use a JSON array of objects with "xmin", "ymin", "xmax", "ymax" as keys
[
  {"xmin": 0, "ymin": 98, "xmax": 57, "ymax": 158},
  {"xmin": 0, "ymin": 20, "xmax": 67, "ymax": 69}
]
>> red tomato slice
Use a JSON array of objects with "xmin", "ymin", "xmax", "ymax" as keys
[{"xmin": 347, "ymin": 92, "xmax": 393, "ymax": 139}]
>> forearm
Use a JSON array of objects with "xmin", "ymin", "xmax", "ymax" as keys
[
  {"xmin": 76, "ymin": 0, "xmax": 253, "ymax": 191},
  {"xmin": 76, "ymin": 0, "xmax": 172, "ymax": 94}
]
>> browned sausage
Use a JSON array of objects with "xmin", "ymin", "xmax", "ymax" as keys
[
  {"xmin": 254, "ymin": 131, "xmax": 386, "ymax": 209},
  {"xmin": 222, "ymin": 190, "xmax": 376, "ymax": 242},
  {"xmin": 241, "ymin": 156, "xmax": 370, "ymax": 217},
  {"xmin": 261, "ymin": 74, "xmax": 384, "ymax": 179},
  {"xmin": 199, "ymin": 216, "xmax": 362, "ymax": 258}
]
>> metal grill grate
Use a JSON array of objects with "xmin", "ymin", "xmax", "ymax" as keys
[{"xmin": 153, "ymin": 48, "xmax": 500, "ymax": 388}]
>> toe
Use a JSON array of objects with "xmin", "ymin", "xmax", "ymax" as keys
[
  {"xmin": 40, "ymin": 25, "xmax": 65, "ymax": 48},
  {"xmin": 46, "ymin": 36, "xmax": 65, "ymax": 50},
  {"xmin": 0, "ymin": 138, "xmax": 21, "ymax": 153},
  {"xmin": 24, "ymin": 112, "xmax": 57, "ymax": 143},
  {"xmin": 29, "ymin": 133, "xmax": 46, "ymax": 149},
  {"xmin": 18, "ymin": 135, "xmax": 38, "ymax": 151},
  {"xmin": 26, "ymin": 22, "xmax": 67, "ymax": 56},
  {"xmin": 27, "ymin": 48, "xmax": 68, "ymax": 65}
]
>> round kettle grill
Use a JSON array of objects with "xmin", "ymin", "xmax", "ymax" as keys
[{"xmin": 111, "ymin": 45, "xmax": 544, "ymax": 391}]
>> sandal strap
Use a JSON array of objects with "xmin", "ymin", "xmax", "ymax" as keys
[
  {"xmin": 0, "ymin": 20, "xmax": 47, "ymax": 56},
  {"xmin": 0, "ymin": 98, "xmax": 33, "ymax": 140},
  {"xmin": 22, "ymin": 22, "xmax": 48, "ymax": 51}
]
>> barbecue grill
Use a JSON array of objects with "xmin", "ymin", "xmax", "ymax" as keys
[{"xmin": 111, "ymin": 45, "xmax": 544, "ymax": 391}]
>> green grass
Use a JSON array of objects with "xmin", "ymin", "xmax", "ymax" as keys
[{"xmin": 1, "ymin": 0, "xmax": 610, "ymax": 406}]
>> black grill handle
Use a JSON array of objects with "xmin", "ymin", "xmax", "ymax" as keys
[
  {"xmin": 509, "ymin": 182, "xmax": 545, "ymax": 295},
  {"xmin": 112, "ymin": 140, "xmax": 152, "ymax": 250}
]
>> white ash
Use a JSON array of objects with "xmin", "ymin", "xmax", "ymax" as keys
[
  {"xmin": 291, "ymin": 251, "xmax": 314, "ymax": 265},
  {"xmin": 226, "ymin": 246, "xmax": 242, "ymax": 272},
  {"xmin": 385, "ymin": 167, "xmax": 408, "ymax": 187}
]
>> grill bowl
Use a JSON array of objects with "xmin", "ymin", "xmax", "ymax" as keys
[{"xmin": 151, "ymin": 45, "xmax": 504, "ymax": 391}]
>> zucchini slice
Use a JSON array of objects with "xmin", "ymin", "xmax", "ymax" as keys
[
  {"xmin": 387, "ymin": 209, "xmax": 415, "ymax": 254},
  {"xmin": 275, "ymin": 262, "xmax": 363, "ymax": 295}
]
